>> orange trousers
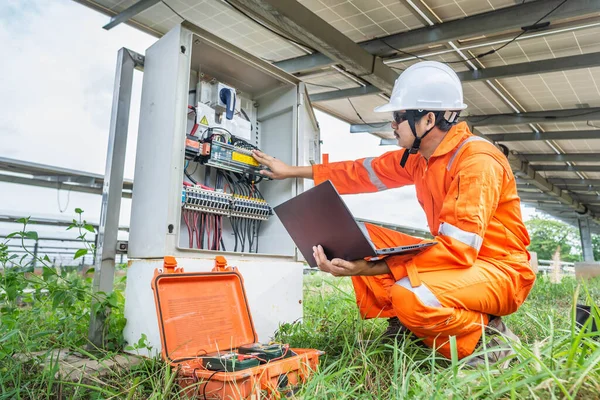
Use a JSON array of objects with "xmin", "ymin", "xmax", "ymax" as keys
[{"xmin": 353, "ymin": 224, "xmax": 535, "ymax": 359}]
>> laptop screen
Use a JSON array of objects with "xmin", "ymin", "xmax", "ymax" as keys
[{"xmin": 274, "ymin": 181, "xmax": 375, "ymax": 268}]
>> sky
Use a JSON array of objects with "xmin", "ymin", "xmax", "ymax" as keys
[{"xmin": 0, "ymin": 0, "xmax": 536, "ymax": 249}]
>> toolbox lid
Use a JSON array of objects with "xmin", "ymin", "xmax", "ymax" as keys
[{"xmin": 152, "ymin": 271, "xmax": 258, "ymax": 364}]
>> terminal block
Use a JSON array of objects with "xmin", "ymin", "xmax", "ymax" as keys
[
  {"xmin": 230, "ymin": 196, "xmax": 272, "ymax": 221},
  {"xmin": 183, "ymin": 186, "xmax": 231, "ymax": 216}
]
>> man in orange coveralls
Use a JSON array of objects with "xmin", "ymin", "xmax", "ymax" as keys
[{"xmin": 252, "ymin": 61, "xmax": 535, "ymax": 367}]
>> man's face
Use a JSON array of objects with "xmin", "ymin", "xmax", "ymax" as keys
[
  {"xmin": 391, "ymin": 110, "xmax": 414, "ymax": 148},
  {"xmin": 391, "ymin": 111, "xmax": 434, "ymax": 148}
]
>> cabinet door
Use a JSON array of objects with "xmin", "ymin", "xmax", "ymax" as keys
[
  {"xmin": 297, "ymin": 83, "xmax": 321, "ymax": 194},
  {"xmin": 294, "ymin": 83, "xmax": 322, "ymax": 264},
  {"xmin": 129, "ymin": 25, "xmax": 192, "ymax": 258}
]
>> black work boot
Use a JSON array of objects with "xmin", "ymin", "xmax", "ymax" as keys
[
  {"xmin": 465, "ymin": 317, "xmax": 521, "ymax": 369},
  {"xmin": 382, "ymin": 316, "xmax": 410, "ymax": 340}
]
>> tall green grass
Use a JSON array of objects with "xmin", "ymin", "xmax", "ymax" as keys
[
  {"xmin": 2, "ymin": 229, "xmax": 600, "ymax": 399},
  {"xmin": 277, "ymin": 274, "xmax": 600, "ymax": 399}
]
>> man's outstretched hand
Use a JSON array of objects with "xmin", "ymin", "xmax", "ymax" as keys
[{"xmin": 251, "ymin": 150, "xmax": 292, "ymax": 180}]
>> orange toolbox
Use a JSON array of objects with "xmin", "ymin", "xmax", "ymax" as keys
[{"xmin": 151, "ymin": 256, "xmax": 323, "ymax": 399}]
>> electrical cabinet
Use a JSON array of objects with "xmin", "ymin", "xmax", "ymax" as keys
[{"xmin": 123, "ymin": 22, "xmax": 320, "ymax": 356}]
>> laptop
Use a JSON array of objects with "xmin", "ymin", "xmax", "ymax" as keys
[{"xmin": 274, "ymin": 180, "xmax": 437, "ymax": 269}]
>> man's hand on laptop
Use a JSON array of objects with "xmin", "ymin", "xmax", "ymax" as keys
[{"xmin": 312, "ymin": 245, "xmax": 390, "ymax": 276}]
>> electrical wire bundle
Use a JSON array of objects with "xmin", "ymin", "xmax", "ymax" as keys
[
  {"xmin": 182, "ymin": 168, "xmax": 270, "ymax": 254},
  {"xmin": 219, "ymin": 170, "xmax": 267, "ymax": 254},
  {"xmin": 182, "ymin": 199, "xmax": 226, "ymax": 251}
]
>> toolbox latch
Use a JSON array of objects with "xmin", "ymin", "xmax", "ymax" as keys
[
  {"xmin": 212, "ymin": 255, "xmax": 236, "ymax": 272},
  {"xmin": 163, "ymin": 256, "xmax": 182, "ymax": 274}
]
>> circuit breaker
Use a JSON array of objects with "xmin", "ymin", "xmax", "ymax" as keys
[{"xmin": 123, "ymin": 22, "xmax": 320, "ymax": 356}]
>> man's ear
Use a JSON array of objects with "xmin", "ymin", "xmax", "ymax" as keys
[{"xmin": 428, "ymin": 112, "xmax": 436, "ymax": 128}]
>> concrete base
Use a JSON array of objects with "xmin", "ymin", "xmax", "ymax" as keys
[
  {"xmin": 575, "ymin": 262, "xmax": 600, "ymax": 280},
  {"xmin": 13, "ymin": 349, "xmax": 143, "ymax": 383}
]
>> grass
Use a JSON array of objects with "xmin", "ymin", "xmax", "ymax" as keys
[
  {"xmin": 280, "ymin": 273, "xmax": 600, "ymax": 399},
  {"xmin": 2, "ymin": 237, "xmax": 600, "ymax": 398}
]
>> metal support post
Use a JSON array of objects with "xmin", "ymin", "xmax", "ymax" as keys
[
  {"xmin": 578, "ymin": 217, "xmax": 595, "ymax": 262},
  {"xmin": 88, "ymin": 48, "xmax": 141, "ymax": 349}
]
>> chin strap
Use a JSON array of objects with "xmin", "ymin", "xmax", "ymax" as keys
[{"xmin": 399, "ymin": 110, "xmax": 449, "ymax": 168}]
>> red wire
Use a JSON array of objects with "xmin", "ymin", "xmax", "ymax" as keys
[
  {"xmin": 192, "ymin": 211, "xmax": 200, "ymax": 249},
  {"xmin": 206, "ymin": 214, "xmax": 212, "ymax": 251},
  {"xmin": 214, "ymin": 215, "xmax": 218, "ymax": 251},
  {"xmin": 200, "ymin": 213, "xmax": 205, "ymax": 249},
  {"xmin": 218, "ymin": 216, "xmax": 223, "ymax": 250},
  {"xmin": 183, "ymin": 209, "xmax": 193, "ymax": 248},
  {"xmin": 216, "ymin": 215, "xmax": 220, "ymax": 251}
]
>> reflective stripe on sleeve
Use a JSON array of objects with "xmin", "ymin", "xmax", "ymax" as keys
[
  {"xmin": 439, "ymin": 222, "xmax": 483, "ymax": 251},
  {"xmin": 362, "ymin": 157, "xmax": 388, "ymax": 191},
  {"xmin": 446, "ymin": 136, "xmax": 488, "ymax": 171}
]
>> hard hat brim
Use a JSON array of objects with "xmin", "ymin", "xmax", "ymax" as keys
[{"xmin": 373, "ymin": 102, "xmax": 468, "ymax": 113}]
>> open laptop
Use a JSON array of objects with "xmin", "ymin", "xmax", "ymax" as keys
[{"xmin": 274, "ymin": 180, "xmax": 437, "ymax": 269}]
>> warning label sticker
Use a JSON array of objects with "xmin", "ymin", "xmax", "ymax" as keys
[{"xmin": 199, "ymin": 115, "xmax": 209, "ymax": 126}]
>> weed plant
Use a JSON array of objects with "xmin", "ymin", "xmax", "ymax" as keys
[{"xmin": 1, "ymin": 214, "xmax": 599, "ymax": 399}]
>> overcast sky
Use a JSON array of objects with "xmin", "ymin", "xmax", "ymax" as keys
[{"xmin": 0, "ymin": 0, "xmax": 534, "ymax": 245}]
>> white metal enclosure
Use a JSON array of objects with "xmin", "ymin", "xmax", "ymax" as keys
[{"xmin": 124, "ymin": 22, "xmax": 320, "ymax": 356}]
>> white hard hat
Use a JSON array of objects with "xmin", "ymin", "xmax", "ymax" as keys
[{"xmin": 374, "ymin": 61, "xmax": 468, "ymax": 113}]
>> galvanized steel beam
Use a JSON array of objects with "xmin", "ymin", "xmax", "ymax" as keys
[
  {"xmin": 521, "ymin": 153, "xmax": 600, "ymax": 162},
  {"xmin": 578, "ymin": 217, "xmax": 595, "ymax": 261},
  {"xmin": 351, "ymin": 107, "xmax": 600, "ymax": 133},
  {"xmin": 548, "ymin": 178, "xmax": 600, "ymax": 186},
  {"xmin": 487, "ymin": 129, "xmax": 600, "ymax": 142},
  {"xmin": 311, "ymin": 52, "xmax": 600, "ymax": 102},
  {"xmin": 274, "ymin": 0, "xmax": 600, "ymax": 73},
  {"xmin": 521, "ymin": 191, "xmax": 600, "ymax": 203},
  {"xmin": 228, "ymin": 0, "xmax": 397, "ymax": 92},
  {"xmin": 534, "ymin": 165, "xmax": 600, "ymax": 172},
  {"xmin": 102, "ymin": 0, "xmax": 162, "ymax": 30}
]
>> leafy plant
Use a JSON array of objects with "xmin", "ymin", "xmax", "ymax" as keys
[{"xmin": 526, "ymin": 215, "xmax": 582, "ymax": 262}]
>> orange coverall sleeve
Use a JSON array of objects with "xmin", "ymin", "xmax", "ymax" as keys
[
  {"xmin": 395, "ymin": 153, "xmax": 505, "ymax": 279},
  {"xmin": 312, "ymin": 150, "xmax": 416, "ymax": 194}
]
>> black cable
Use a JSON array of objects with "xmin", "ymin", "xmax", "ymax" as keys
[
  {"xmin": 202, "ymin": 370, "xmax": 221, "ymax": 400},
  {"xmin": 240, "ymin": 108, "xmax": 251, "ymax": 122},
  {"xmin": 347, "ymin": 98, "xmax": 389, "ymax": 128},
  {"xmin": 210, "ymin": 127, "xmax": 233, "ymax": 137},
  {"xmin": 255, "ymin": 220, "xmax": 262, "ymax": 254},
  {"xmin": 240, "ymin": 218, "xmax": 246, "ymax": 252},
  {"xmin": 187, "ymin": 161, "xmax": 199, "ymax": 176},
  {"xmin": 221, "ymin": 0, "xmax": 316, "ymax": 53},
  {"xmin": 185, "ymin": 170, "xmax": 198, "ymax": 185},
  {"xmin": 162, "ymin": 1, "xmax": 186, "ymax": 21},
  {"xmin": 306, "ymin": 82, "xmax": 342, "ymax": 90},
  {"xmin": 232, "ymin": 217, "xmax": 239, "ymax": 252},
  {"xmin": 248, "ymin": 220, "xmax": 254, "ymax": 252},
  {"xmin": 382, "ymin": 0, "xmax": 569, "ymax": 65},
  {"xmin": 204, "ymin": 166, "xmax": 211, "ymax": 187}
]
